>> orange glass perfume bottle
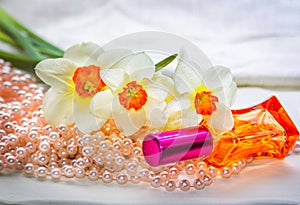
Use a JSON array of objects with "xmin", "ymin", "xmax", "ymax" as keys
[{"xmin": 205, "ymin": 96, "xmax": 299, "ymax": 167}]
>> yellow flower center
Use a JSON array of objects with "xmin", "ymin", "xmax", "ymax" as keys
[
  {"xmin": 193, "ymin": 85, "xmax": 219, "ymax": 115},
  {"xmin": 118, "ymin": 81, "xmax": 148, "ymax": 111},
  {"xmin": 72, "ymin": 65, "xmax": 106, "ymax": 97}
]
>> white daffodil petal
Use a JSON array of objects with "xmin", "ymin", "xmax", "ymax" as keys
[
  {"xmin": 152, "ymin": 73, "xmax": 178, "ymax": 98},
  {"xmin": 112, "ymin": 52, "xmax": 155, "ymax": 78},
  {"xmin": 203, "ymin": 65, "xmax": 233, "ymax": 91},
  {"xmin": 181, "ymin": 109, "xmax": 202, "ymax": 128},
  {"xmin": 90, "ymin": 90, "xmax": 113, "ymax": 128},
  {"xmin": 165, "ymin": 93, "xmax": 191, "ymax": 113},
  {"xmin": 142, "ymin": 79, "xmax": 168, "ymax": 102},
  {"xmin": 165, "ymin": 108, "xmax": 201, "ymax": 130},
  {"xmin": 129, "ymin": 67, "xmax": 155, "ymax": 82},
  {"xmin": 73, "ymin": 92, "xmax": 99, "ymax": 133},
  {"xmin": 206, "ymin": 102, "xmax": 234, "ymax": 132},
  {"xmin": 64, "ymin": 42, "xmax": 104, "ymax": 66},
  {"xmin": 113, "ymin": 106, "xmax": 146, "ymax": 136},
  {"xmin": 214, "ymin": 81, "xmax": 237, "ymax": 107},
  {"xmin": 98, "ymin": 49, "xmax": 132, "ymax": 69},
  {"xmin": 100, "ymin": 68, "xmax": 127, "ymax": 91},
  {"xmin": 144, "ymin": 99, "xmax": 167, "ymax": 129},
  {"xmin": 35, "ymin": 58, "xmax": 75, "ymax": 91},
  {"xmin": 43, "ymin": 88, "xmax": 73, "ymax": 125},
  {"xmin": 174, "ymin": 60, "xmax": 203, "ymax": 94}
]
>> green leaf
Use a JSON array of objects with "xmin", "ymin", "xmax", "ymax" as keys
[
  {"xmin": 0, "ymin": 49, "xmax": 39, "ymax": 72},
  {"xmin": 155, "ymin": 53, "xmax": 178, "ymax": 72}
]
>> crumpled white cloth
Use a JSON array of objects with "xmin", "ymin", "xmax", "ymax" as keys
[{"xmin": 1, "ymin": 0, "xmax": 300, "ymax": 88}]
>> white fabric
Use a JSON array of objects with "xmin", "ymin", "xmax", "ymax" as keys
[
  {"xmin": 1, "ymin": 1, "xmax": 300, "ymax": 204},
  {"xmin": 2, "ymin": 0, "xmax": 300, "ymax": 88}
]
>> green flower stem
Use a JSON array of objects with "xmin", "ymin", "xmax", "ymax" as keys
[
  {"xmin": 0, "ymin": 49, "xmax": 38, "ymax": 73},
  {"xmin": 0, "ymin": 7, "xmax": 64, "ymax": 55},
  {"xmin": 0, "ymin": 30, "xmax": 19, "ymax": 47},
  {"xmin": 0, "ymin": 16, "xmax": 43, "ymax": 60}
]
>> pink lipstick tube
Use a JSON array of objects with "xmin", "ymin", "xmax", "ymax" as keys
[{"xmin": 142, "ymin": 126, "xmax": 213, "ymax": 167}]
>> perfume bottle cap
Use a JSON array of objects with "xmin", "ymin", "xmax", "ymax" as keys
[{"xmin": 142, "ymin": 126, "xmax": 213, "ymax": 167}]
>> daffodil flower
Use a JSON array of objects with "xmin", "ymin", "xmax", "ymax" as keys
[
  {"xmin": 94, "ymin": 52, "xmax": 169, "ymax": 136},
  {"xmin": 167, "ymin": 60, "xmax": 237, "ymax": 132},
  {"xmin": 35, "ymin": 42, "xmax": 130, "ymax": 133}
]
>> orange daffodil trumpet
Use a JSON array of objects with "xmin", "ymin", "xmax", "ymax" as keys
[{"xmin": 35, "ymin": 41, "xmax": 237, "ymax": 137}]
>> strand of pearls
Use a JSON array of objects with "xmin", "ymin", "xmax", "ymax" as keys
[{"xmin": 0, "ymin": 59, "xmax": 299, "ymax": 191}]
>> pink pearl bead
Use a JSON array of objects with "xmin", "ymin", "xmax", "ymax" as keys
[
  {"xmin": 83, "ymin": 156, "xmax": 93, "ymax": 168},
  {"xmin": 51, "ymin": 168, "xmax": 62, "ymax": 181},
  {"xmin": 238, "ymin": 159, "xmax": 246, "ymax": 169},
  {"xmin": 151, "ymin": 176, "xmax": 161, "ymax": 188},
  {"xmin": 67, "ymin": 144, "xmax": 77, "ymax": 156},
  {"xmin": 179, "ymin": 179, "xmax": 191, "ymax": 191},
  {"xmin": 49, "ymin": 132, "xmax": 59, "ymax": 142},
  {"xmin": 116, "ymin": 173, "xmax": 128, "ymax": 185},
  {"xmin": 26, "ymin": 142, "xmax": 37, "ymax": 154},
  {"xmin": 132, "ymin": 147, "xmax": 142, "ymax": 157},
  {"xmin": 36, "ymin": 167, "xmax": 47, "ymax": 179},
  {"xmin": 221, "ymin": 167, "xmax": 232, "ymax": 179},
  {"xmin": 208, "ymin": 166, "xmax": 217, "ymax": 177},
  {"xmin": 185, "ymin": 163, "xmax": 196, "ymax": 175},
  {"xmin": 16, "ymin": 147, "xmax": 27, "ymax": 158},
  {"xmin": 82, "ymin": 146, "xmax": 94, "ymax": 157},
  {"xmin": 159, "ymin": 171, "xmax": 169, "ymax": 182},
  {"xmin": 194, "ymin": 178, "xmax": 205, "ymax": 190},
  {"xmin": 24, "ymin": 163, "xmax": 34, "ymax": 175},
  {"xmin": 203, "ymin": 174, "xmax": 213, "ymax": 186},
  {"xmin": 196, "ymin": 169, "xmax": 206, "ymax": 179},
  {"xmin": 39, "ymin": 142, "xmax": 50, "ymax": 153},
  {"xmin": 197, "ymin": 161, "xmax": 207, "ymax": 170},
  {"xmin": 64, "ymin": 166, "xmax": 75, "ymax": 178},
  {"xmin": 165, "ymin": 180, "xmax": 176, "ymax": 192},
  {"xmin": 75, "ymin": 168, "xmax": 86, "ymax": 178},
  {"xmin": 102, "ymin": 171, "xmax": 113, "ymax": 183},
  {"xmin": 38, "ymin": 154, "xmax": 49, "ymax": 166},
  {"xmin": 231, "ymin": 163, "xmax": 241, "ymax": 175},
  {"xmin": 130, "ymin": 175, "xmax": 141, "ymax": 184},
  {"xmin": 76, "ymin": 158, "xmax": 86, "ymax": 168},
  {"xmin": 88, "ymin": 170, "xmax": 99, "ymax": 181},
  {"xmin": 169, "ymin": 167, "xmax": 179, "ymax": 179},
  {"xmin": 6, "ymin": 155, "xmax": 16, "ymax": 168}
]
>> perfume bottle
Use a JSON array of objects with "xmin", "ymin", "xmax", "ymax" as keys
[
  {"xmin": 142, "ymin": 96, "xmax": 299, "ymax": 167},
  {"xmin": 205, "ymin": 96, "xmax": 299, "ymax": 167}
]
